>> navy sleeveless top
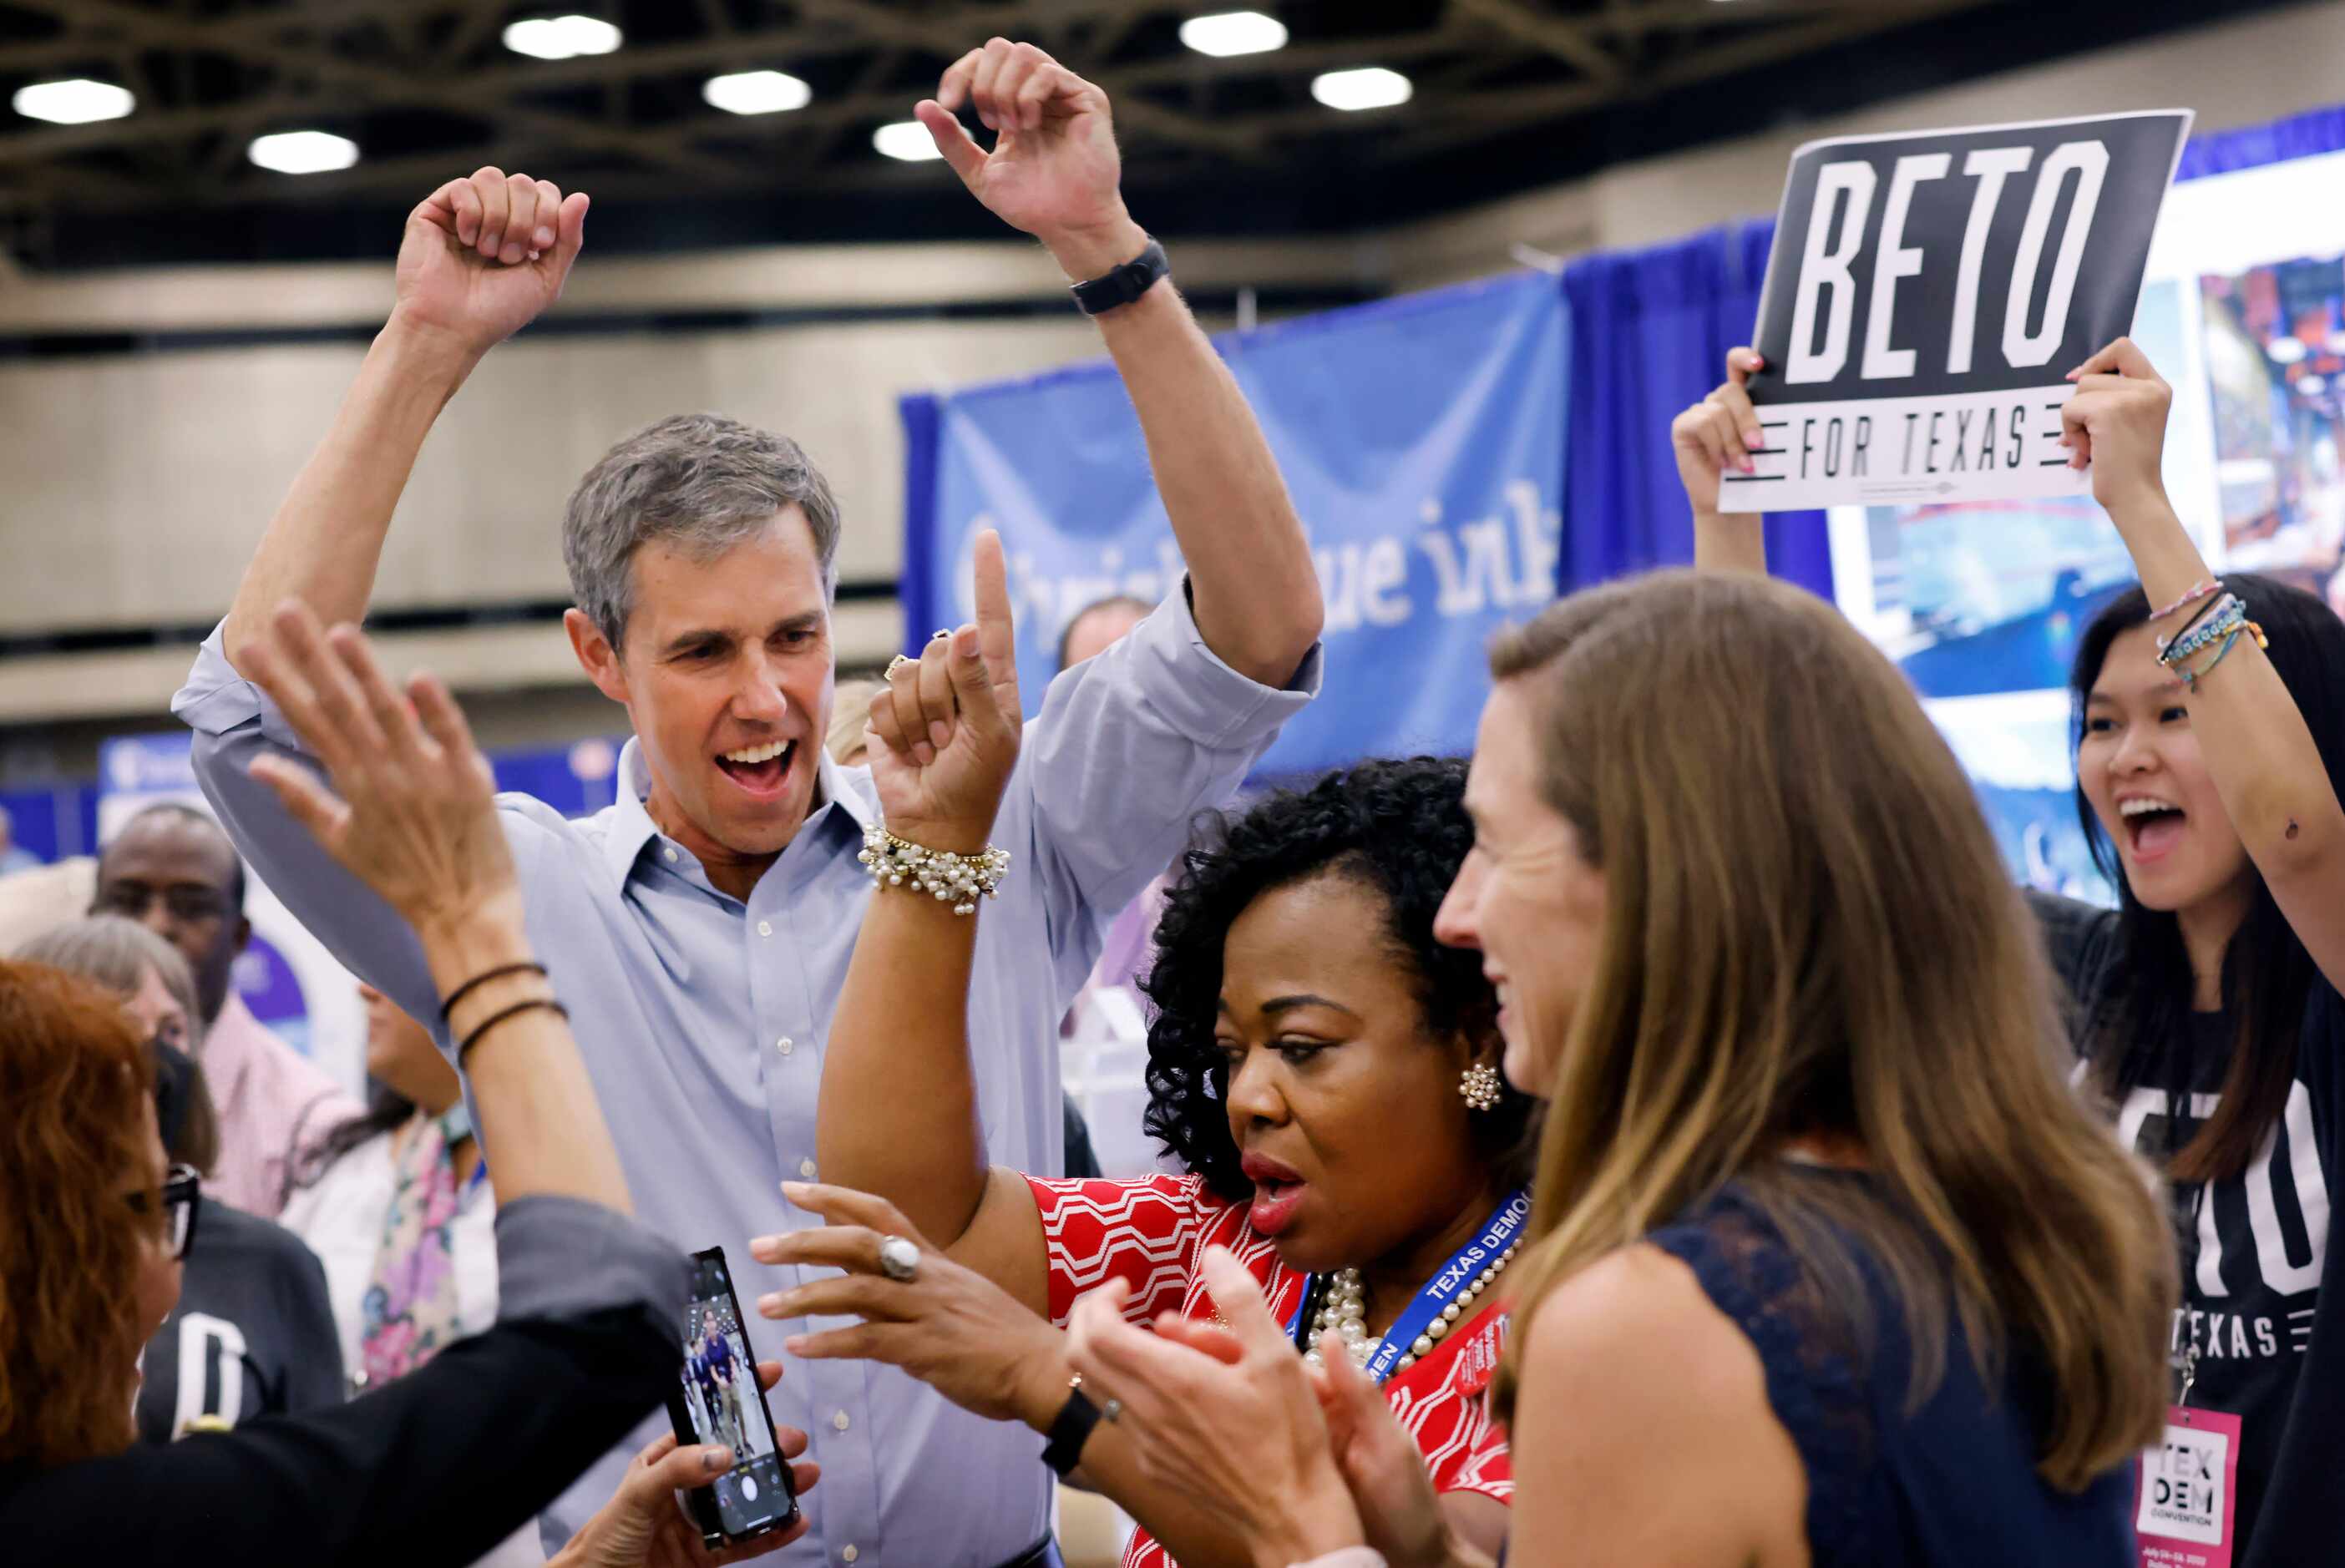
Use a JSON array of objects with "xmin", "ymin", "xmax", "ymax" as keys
[{"xmin": 1640, "ymin": 1178, "xmax": 2139, "ymax": 1568}]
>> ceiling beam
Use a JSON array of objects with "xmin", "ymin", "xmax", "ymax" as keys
[
  {"xmin": 0, "ymin": 0, "xmax": 757, "ymax": 180},
  {"xmin": 1448, "ymin": 0, "xmax": 1623, "ymax": 81}
]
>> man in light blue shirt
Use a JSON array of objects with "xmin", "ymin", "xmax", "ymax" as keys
[{"xmin": 173, "ymin": 45, "xmax": 1323, "ymax": 1568}]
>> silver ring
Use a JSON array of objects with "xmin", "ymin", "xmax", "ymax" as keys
[
  {"xmin": 885, "ymin": 654, "xmax": 915, "ymax": 678},
  {"xmin": 930, "ymin": 627, "xmax": 952, "ymax": 641},
  {"xmin": 877, "ymin": 1235, "xmax": 919, "ymax": 1283},
  {"xmin": 1100, "ymin": 1398, "xmax": 1122, "ymax": 1424}
]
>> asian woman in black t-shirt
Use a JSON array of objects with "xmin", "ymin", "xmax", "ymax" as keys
[{"xmin": 1676, "ymin": 339, "xmax": 2345, "ymax": 1568}]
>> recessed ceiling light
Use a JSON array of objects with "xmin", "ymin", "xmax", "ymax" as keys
[
  {"xmin": 13, "ymin": 78, "xmax": 134, "ymax": 125},
  {"xmin": 248, "ymin": 130, "xmax": 360, "ymax": 175},
  {"xmin": 1179, "ymin": 11, "xmax": 1289, "ymax": 58},
  {"xmin": 1310, "ymin": 66, "xmax": 1412, "ymax": 112},
  {"xmin": 502, "ymin": 15, "xmax": 622, "ymax": 61},
  {"xmin": 874, "ymin": 120, "xmax": 943, "ymax": 162},
  {"xmin": 703, "ymin": 69, "xmax": 811, "ymax": 116}
]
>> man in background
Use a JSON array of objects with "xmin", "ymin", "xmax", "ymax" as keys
[
  {"xmin": 93, "ymin": 803, "xmax": 361, "ymax": 1217},
  {"xmin": 1056, "ymin": 594, "xmax": 1152, "ymax": 675}
]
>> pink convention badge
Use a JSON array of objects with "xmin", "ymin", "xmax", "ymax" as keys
[{"xmin": 2134, "ymin": 1405, "xmax": 2242, "ymax": 1568}]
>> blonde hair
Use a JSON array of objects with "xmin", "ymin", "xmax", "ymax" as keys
[{"xmin": 1487, "ymin": 570, "xmax": 2173, "ymax": 1490}]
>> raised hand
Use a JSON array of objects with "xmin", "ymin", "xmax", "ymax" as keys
[
  {"xmin": 239, "ymin": 600, "xmax": 520, "ymax": 946},
  {"xmin": 1669, "ymin": 346, "xmax": 1768, "ymax": 516},
  {"xmin": 392, "ymin": 167, "xmax": 590, "ymax": 359},
  {"xmin": 865, "ymin": 529, "xmax": 1023, "ymax": 852},
  {"xmin": 2062, "ymin": 337, "xmax": 2174, "ymax": 513},
  {"xmin": 913, "ymin": 40, "xmax": 1147, "ymax": 280}
]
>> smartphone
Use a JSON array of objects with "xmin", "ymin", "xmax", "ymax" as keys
[{"xmin": 667, "ymin": 1247, "xmax": 799, "ymax": 1549}]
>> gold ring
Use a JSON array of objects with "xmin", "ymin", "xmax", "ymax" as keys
[{"xmin": 885, "ymin": 655, "xmax": 914, "ymax": 677}]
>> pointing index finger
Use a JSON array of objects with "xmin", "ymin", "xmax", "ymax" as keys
[{"xmin": 970, "ymin": 529, "xmax": 1020, "ymax": 717}]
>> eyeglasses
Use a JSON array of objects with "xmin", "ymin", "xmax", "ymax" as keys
[
  {"xmin": 124, "ymin": 1164, "xmax": 203, "ymax": 1261},
  {"xmin": 94, "ymin": 885, "xmax": 231, "ymax": 926}
]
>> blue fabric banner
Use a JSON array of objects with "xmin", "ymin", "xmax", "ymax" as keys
[{"xmin": 899, "ymin": 270, "xmax": 1567, "ymax": 776}]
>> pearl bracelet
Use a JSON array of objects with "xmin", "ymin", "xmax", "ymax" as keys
[{"xmin": 858, "ymin": 827, "xmax": 1010, "ymax": 916}]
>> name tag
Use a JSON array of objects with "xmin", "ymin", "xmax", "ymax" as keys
[{"xmin": 2134, "ymin": 1405, "xmax": 2241, "ymax": 1568}]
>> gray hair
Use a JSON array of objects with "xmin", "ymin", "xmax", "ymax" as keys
[
  {"xmin": 562, "ymin": 412, "xmax": 843, "ymax": 650},
  {"xmin": 17, "ymin": 914, "xmax": 205, "ymax": 1055}
]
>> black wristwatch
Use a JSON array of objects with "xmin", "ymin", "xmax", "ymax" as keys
[
  {"xmin": 1041, "ymin": 1383, "xmax": 1106, "ymax": 1476},
  {"xmin": 1070, "ymin": 237, "xmax": 1169, "ymax": 316}
]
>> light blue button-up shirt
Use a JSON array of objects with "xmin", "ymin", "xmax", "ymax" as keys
[{"xmin": 173, "ymin": 589, "xmax": 1319, "ymax": 1566}]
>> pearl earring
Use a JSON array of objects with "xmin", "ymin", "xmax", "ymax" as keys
[{"xmin": 1459, "ymin": 1062, "xmax": 1502, "ymax": 1112}]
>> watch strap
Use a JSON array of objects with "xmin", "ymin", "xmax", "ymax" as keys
[
  {"xmin": 1041, "ymin": 1386, "xmax": 1104, "ymax": 1476},
  {"xmin": 1070, "ymin": 238, "xmax": 1168, "ymax": 316}
]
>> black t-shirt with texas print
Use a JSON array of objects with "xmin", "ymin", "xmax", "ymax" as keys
[{"xmin": 2032, "ymin": 893, "xmax": 2345, "ymax": 1568}]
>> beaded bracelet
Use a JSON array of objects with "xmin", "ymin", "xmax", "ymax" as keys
[
  {"xmin": 2149, "ymin": 577, "xmax": 2222, "ymax": 623},
  {"xmin": 2176, "ymin": 620, "xmax": 2268, "ymax": 691},
  {"xmin": 858, "ymin": 827, "xmax": 1010, "ymax": 916},
  {"xmin": 2160, "ymin": 594, "xmax": 2244, "ymax": 666}
]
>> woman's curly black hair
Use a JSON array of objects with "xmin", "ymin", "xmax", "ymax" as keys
[{"xmin": 1140, "ymin": 756, "xmax": 1539, "ymax": 1204}]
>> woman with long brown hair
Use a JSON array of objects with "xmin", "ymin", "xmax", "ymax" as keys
[
  {"xmin": 1051, "ymin": 565, "xmax": 2175, "ymax": 1565},
  {"xmin": 1673, "ymin": 339, "xmax": 2345, "ymax": 1568}
]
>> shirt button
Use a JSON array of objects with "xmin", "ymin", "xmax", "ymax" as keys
[
  {"xmin": 776, "ymin": 1037, "xmax": 794, "ymax": 1056},
  {"xmin": 757, "ymin": 920, "xmax": 773, "ymax": 938},
  {"xmin": 663, "ymin": 847, "xmax": 678, "ymax": 862},
  {"xmin": 832, "ymin": 1409, "xmax": 851, "ymax": 1432},
  {"xmin": 843, "ymin": 1549, "xmax": 858, "ymax": 1565},
  {"xmin": 799, "ymin": 1158, "xmax": 818, "ymax": 1179}
]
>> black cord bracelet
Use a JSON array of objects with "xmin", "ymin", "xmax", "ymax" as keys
[
  {"xmin": 439, "ymin": 960, "xmax": 549, "ymax": 1020},
  {"xmin": 457, "ymin": 997, "xmax": 570, "ymax": 1065}
]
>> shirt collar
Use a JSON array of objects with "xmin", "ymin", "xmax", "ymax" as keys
[
  {"xmin": 600, "ymin": 737, "xmax": 663, "ymax": 888},
  {"xmin": 600, "ymin": 735, "xmax": 879, "ymax": 888}
]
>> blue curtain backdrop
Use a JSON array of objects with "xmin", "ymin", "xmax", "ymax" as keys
[{"xmin": 1558, "ymin": 220, "xmax": 1834, "ymax": 599}]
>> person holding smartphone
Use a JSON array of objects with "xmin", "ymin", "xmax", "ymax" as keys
[{"xmin": 0, "ymin": 603, "xmax": 815, "ymax": 1568}]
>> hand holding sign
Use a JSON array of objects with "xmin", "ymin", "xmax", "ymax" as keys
[
  {"xmin": 1730, "ymin": 109, "xmax": 2190, "ymax": 510},
  {"xmin": 2061, "ymin": 337, "xmax": 2175, "ymax": 513},
  {"xmin": 1671, "ymin": 348, "xmax": 1768, "ymax": 513}
]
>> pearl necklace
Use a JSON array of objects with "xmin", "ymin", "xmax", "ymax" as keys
[{"xmin": 1302, "ymin": 1237, "xmax": 1522, "ymax": 1373}]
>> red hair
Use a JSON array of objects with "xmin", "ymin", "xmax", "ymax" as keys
[{"xmin": 0, "ymin": 959, "xmax": 157, "ymax": 1464}]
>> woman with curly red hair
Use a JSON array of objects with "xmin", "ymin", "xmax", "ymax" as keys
[
  {"xmin": 0, "ymin": 959, "xmax": 181, "ymax": 1468},
  {"xmin": 0, "ymin": 604, "xmax": 818, "ymax": 1567}
]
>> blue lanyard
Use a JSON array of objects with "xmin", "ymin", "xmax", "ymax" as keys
[{"xmin": 1289, "ymin": 1186, "xmax": 1532, "ymax": 1383}]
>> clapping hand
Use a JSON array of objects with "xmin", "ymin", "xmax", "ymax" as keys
[
  {"xmin": 865, "ymin": 529, "xmax": 1023, "ymax": 853},
  {"xmin": 393, "ymin": 167, "xmax": 590, "ymax": 360},
  {"xmin": 913, "ymin": 40, "xmax": 1148, "ymax": 281},
  {"xmin": 1066, "ymin": 1248, "xmax": 1371, "ymax": 1565},
  {"xmin": 241, "ymin": 600, "xmax": 520, "ymax": 947}
]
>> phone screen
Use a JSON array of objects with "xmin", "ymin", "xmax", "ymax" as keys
[{"xmin": 674, "ymin": 1248, "xmax": 795, "ymax": 1542}]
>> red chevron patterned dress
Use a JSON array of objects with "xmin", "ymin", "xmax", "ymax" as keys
[{"xmin": 1027, "ymin": 1173, "xmax": 1513, "ymax": 1568}]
